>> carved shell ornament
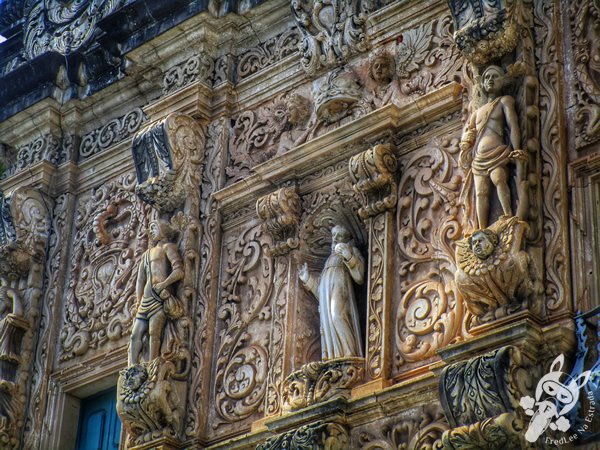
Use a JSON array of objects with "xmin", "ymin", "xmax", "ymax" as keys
[{"xmin": 23, "ymin": 0, "xmax": 123, "ymax": 59}]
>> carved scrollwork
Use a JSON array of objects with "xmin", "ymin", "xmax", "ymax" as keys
[
  {"xmin": 439, "ymin": 346, "xmax": 529, "ymax": 428},
  {"xmin": 6, "ymin": 134, "xmax": 63, "ymax": 177},
  {"xmin": 132, "ymin": 113, "xmax": 204, "ymax": 213},
  {"xmin": 257, "ymin": 421, "xmax": 349, "ymax": 450},
  {"xmin": 256, "ymin": 186, "xmax": 301, "ymax": 256},
  {"xmin": 441, "ymin": 412, "xmax": 528, "ymax": 449},
  {"xmin": 80, "ymin": 108, "xmax": 147, "ymax": 159},
  {"xmin": 281, "ymin": 357, "xmax": 364, "ymax": 411},
  {"xmin": 395, "ymin": 133, "xmax": 464, "ymax": 367},
  {"xmin": 237, "ymin": 29, "xmax": 301, "ymax": 80},
  {"xmin": 571, "ymin": 0, "xmax": 600, "ymax": 148},
  {"xmin": 163, "ymin": 54, "xmax": 215, "ymax": 94},
  {"xmin": 59, "ymin": 174, "xmax": 149, "ymax": 361},
  {"xmin": 23, "ymin": 0, "xmax": 122, "ymax": 59},
  {"xmin": 213, "ymin": 222, "xmax": 272, "ymax": 427},
  {"xmin": 355, "ymin": 404, "xmax": 449, "ymax": 449},
  {"xmin": 349, "ymin": 143, "xmax": 398, "ymax": 219},
  {"xmin": 292, "ymin": 0, "xmax": 369, "ymax": 76}
]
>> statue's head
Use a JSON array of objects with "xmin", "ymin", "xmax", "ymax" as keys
[
  {"xmin": 481, "ymin": 65, "xmax": 505, "ymax": 96},
  {"xmin": 285, "ymin": 94, "xmax": 311, "ymax": 126},
  {"xmin": 369, "ymin": 53, "xmax": 395, "ymax": 85},
  {"xmin": 469, "ymin": 229, "xmax": 498, "ymax": 260},
  {"xmin": 331, "ymin": 225, "xmax": 352, "ymax": 245},
  {"xmin": 124, "ymin": 364, "xmax": 148, "ymax": 391},
  {"xmin": 149, "ymin": 219, "xmax": 176, "ymax": 244}
]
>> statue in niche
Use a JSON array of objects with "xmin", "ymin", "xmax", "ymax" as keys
[
  {"xmin": 459, "ymin": 65, "xmax": 527, "ymax": 229},
  {"xmin": 455, "ymin": 216, "xmax": 533, "ymax": 321},
  {"xmin": 129, "ymin": 219, "xmax": 184, "ymax": 365},
  {"xmin": 299, "ymin": 225, "xmax": 364, "ymax": 359},
  {"xmin": 367, "ymin": 52, "xmax": 396, "ymax": 108}
]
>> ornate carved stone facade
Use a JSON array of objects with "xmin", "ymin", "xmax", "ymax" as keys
[{"xmin": 0, "ymin": 0, "xmax": 597, "ymax": 448}]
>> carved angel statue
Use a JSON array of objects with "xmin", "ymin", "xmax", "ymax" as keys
[
  {"xmin": 367, "ymin": 52, "xmax": 397, "ymax": 108},
  {"xmin": 459, "ymin": 65, "xmax": 527, "ymax": 230},
  {"xmin": 455, "ymin": 216, "xmax": 533, "ymax": 320},
  {"xmin": 129, "ymin": 219, "xmax": 184, "ymax": 366},
  {"xmin": 299, "ymin": 225, "xmax": 364, "ymax": 360}
]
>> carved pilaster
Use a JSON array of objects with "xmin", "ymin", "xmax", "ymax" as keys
[
  {"xmin": 120, "ymin": 113, "xmax": 204, "ymax": 449},
  {"xmin": 0, "ymin": 188, "xmax": 50, "ymax": 449},
  {"xmin": 439, "ymin": 346, "xmax": 532, "ymax": 449},
  {"xmin": 349, "ymin": 144, "xmax": 397, "ymax": 383},
  {"xmin": 256, "ymin": 187, "xmax": 301, "ymax": 417}
]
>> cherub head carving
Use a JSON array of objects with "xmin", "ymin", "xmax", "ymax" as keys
[
  {"xmin": 469, "ymin": 229, "xmax": 498, "ymax": 260},
  {"xmin": 369, "ymin": 53, "xmax": 395, "ymax": 85}
]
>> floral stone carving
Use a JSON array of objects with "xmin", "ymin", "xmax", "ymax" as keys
[
  {"xmin": 281, "ymin": 357, "xmax": 364, "ymax": 411},
  {"xmin": 455, "ymin": 216, "xmax": 533, "ymax": 320},
  {"xmin": 132, "ymin": 113, "xmax": 203, "ymax": 213},
  {"xmin": 256, "ymin": 421, "xmax": 349, "ymax": 450},
  {"xmin": 292, "ymin": 0, "xmax": 369, "ymax": 76}
]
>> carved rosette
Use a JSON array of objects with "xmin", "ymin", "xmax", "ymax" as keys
[
  {"xmin": 132, "ymin": 113, "xmax": 204, "ymax": 214},
  {"xmin": 257, "ymin": 421, "xmax": 349, "ymax": 450},
  {"xmin": 257, "ymin": 187, "xmax": 301, "ymax": 256},
  {"xmin": 281, "ymin": 357, "xmax": 364, "ymax": 411},
  {"xmin": 291, "ymin": 0, "xmax": 369, "ymax": 76},
  {"xmin": 446, "ymin": 0, "xmax": 518, "ymax": 65},
  {"xmin": 349, "ymin": 144, "xmax": 397, "ymax": 382}
]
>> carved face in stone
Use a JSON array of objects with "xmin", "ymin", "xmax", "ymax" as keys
[
  {"xmin": 481, "ymin": 65, "xmax": 505, "ymax": 96},
  {"xmin": 370, "ymin": 54, "xmax": 394, "ymax": 84},
  {"xmin": 149, "ymin": 220, "xmax": 175, "ymax": 244},
  {"xmin": 286, "ymin": 94, "xmax": 310, "ymax": 126},
  {"xmin": 331, "ymin": 225, "xmax": 352, "ymax": 247},
  {"xmin": 124, "ymin": 365, "xmax": 148, "ymax": 391},
  {"xmin": 470, "ymin": 230, "xmax": 497, "ymax": 260}
]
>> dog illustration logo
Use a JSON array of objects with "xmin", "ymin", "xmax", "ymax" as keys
[{"xmin": 520, "ymin": 354, "xmax": 591, "ymax": 442}]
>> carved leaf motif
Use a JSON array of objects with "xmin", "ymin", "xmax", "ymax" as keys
[
  {"xmin": 395, "ymin": 133, "xmax": 464, "ymax": 367},
  {"xmin": 59, "ymin": 174, "xmax": 149, "ymax": 361},
  {"xmin": 213, "ymin": 222, "xmax": 272, "ymax": 426},
  {"xmin": 237, "ymin": 29, "xmax": 301, "ymax": 80}
]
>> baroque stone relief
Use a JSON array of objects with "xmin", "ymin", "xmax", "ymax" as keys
[
  {"xmin": 79, "ymin": 108, "xmax": 147, "ymax": 159},
  {"xmin": 394, "ymin": 131, "xmax": 465, "ymax": 370},
  {"xmin": 292, "ymin": 0, "xmax": 369, "ymax": 76},
  {"xmin": 353, "ymin": 404, "xmax": 449, "ymax": 449},
  {"xmin": 0, "ymin": 188, "xmax": 50, "ymax": 449},
  {"xmin": 163, "ymin": 54, "xmax": 215, "ymax": 95},
  {"xmin": 570, "ymin": 0, "xmax": 600, "ymax": 149},
  {"xmin": 59, "ymin": 174, "xmax": 150, "ymax": 362},
  {"xmin": 210, "ymin": 220, "xmax": 273, "ymax": 431},
  {"xmin": 23, "ymin": 0, "xmax": 123, "ymax": 59},
  {"xmin": 257, "ymin": 421, "xmax": 349, "ymax": 450}
]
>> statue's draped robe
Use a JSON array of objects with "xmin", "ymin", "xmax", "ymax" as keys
[{"xmin": 305, "ymin": 247, "xmax": 364, "ymax": 359}]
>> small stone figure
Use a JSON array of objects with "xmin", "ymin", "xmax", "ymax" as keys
[
  {"xmin": 276, "ymin": 94, "xmax": 314, "ymax": 155},
  {"xmin": 455, "ymin": 217, "xmax": 532, "ymax": 320},
  {"xmin": 129, "ymin": 219, "xmax": 184, "ymax": 366},
  {"xmin": 367, "ymin": 53, "xmax": 396, "ymax": 108},
  {"xmin": 459, "ymin": 65, "xmax": 527, "ymax": 229},
  {"xmin": 299, "ymin": 225, "xmax": 364, "ymax": 360}
]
